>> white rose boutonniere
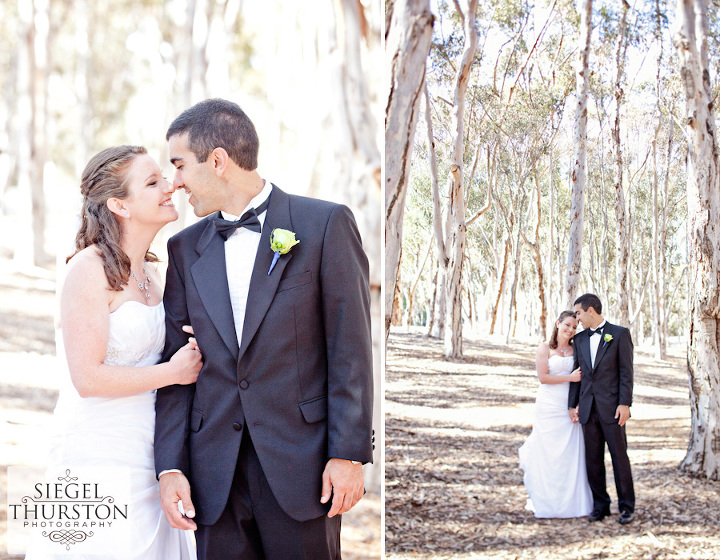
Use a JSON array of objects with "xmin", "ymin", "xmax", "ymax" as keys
[{"xmin": 268, "ymin": 229, "xmax": 300, "ymax": 275}]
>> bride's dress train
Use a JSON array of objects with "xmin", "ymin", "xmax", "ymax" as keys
[
  {"xmin": 519, "ymin": 354, "xmax": 592, "ymax": 518},
  {"xmin": 25, "ymin": 301, "xmax": 195, "ymax": 559}
]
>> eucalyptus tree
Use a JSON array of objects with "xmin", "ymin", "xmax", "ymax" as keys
[
  {"xmin": 385, "ymin": 0, "xmax": 434, "ymax": 339},
  {"xmin": 565, "ymin": 0, "xmax": 592, "ymax": 305},
  {"xmin": 674, "ymin": 0, "xmax": 720, "ymax": 479}
]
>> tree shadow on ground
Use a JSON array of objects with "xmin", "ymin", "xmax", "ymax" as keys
[{"xmin": 386, "ymin": 330, "xmax": 720, "ymax": 558}]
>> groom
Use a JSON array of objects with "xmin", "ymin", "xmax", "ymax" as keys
[
  {"xmin": 568, "ymin": 293, "xmax": 635, "ymax": 525},
  {"xmin": 154, "ymin": 99, "xmax": 374, "ymax": 559}
]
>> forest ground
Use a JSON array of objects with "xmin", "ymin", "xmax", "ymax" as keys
[
  {"xmin": 0, "ymin": 260, "xmax": 380, "ymax": 560},
  {"xmin": 386, "ymin": 327, "xmax": 720, "ymax": 560}
]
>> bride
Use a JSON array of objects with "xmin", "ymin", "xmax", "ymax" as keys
[
  {"xmin": 26, "ymin": 146, "xmax": 201, "ymax": 559},
  {"xmin": 518, "ymin": 310, "xmax": 592, "ymax": 518}
]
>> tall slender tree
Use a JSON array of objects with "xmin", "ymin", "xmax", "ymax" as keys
[
  {"xmin": 612, "ymin": 0, "xmax": 631, "ymax": 327},
  {"xmin": 443, "ymin": 0, "xmax": 479, "ymax": 359},
  {"xmin": 385, "ymin": 0, "xmax": 434, "ymax": 338},
  {"xmin": 565, "ymin": 0, "xmax": 592, "ymax": 306},
  {"xmin": 674, "ymin": 0, "xmax": 720, "ymax": 479}
]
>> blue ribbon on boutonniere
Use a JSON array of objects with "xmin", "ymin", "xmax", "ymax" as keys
[
  {"xmin": 268, "ymin": 228, "xmax": 300, "ymax": 275},
  {"xmin": 602, "ymin": 333, "xmax": 613, "ymax": 348}
]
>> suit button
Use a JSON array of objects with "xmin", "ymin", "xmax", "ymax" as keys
[
  {"xmin": 233, "ymin": 422, "xmax": 243, "ymax": 431},
  {"xmin": 239, "ymin": 379, "xmax": 249, "ymax": 390}
]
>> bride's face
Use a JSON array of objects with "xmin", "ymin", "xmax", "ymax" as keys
[
  {"xmin": 557, "ymin": 316, "xmax": 578, "ymax": 342},
  {"xmin": 123, "ymin": 154, "xmax": 179, "ymax": 226}
]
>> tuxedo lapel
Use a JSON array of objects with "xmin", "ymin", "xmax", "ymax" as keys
[
  {"xmin": 580, "ymin": 329, "xmax": 593, "ymax": 374},
  {"xmin": 592, "ymin": 322, "xmax": 613, "ymax": 372},
  {"xmin": 191, "ymin": 217, "xmax": 240, "ymax": 360},
  {"xmin": 237, "ymin": 186, "xmax": 293, "ymax": 364}
]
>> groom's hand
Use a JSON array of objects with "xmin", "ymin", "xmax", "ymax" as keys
[
  {"xmin": 615, "ymin": 405, "xmax": 631, "ymax": 426},
  {"xmin": 159, "ymin": 472, "xmax": 197, "ymax": 530},
  {"xmin": 321, "ymin": 458, "xmax": 364, "ymax": 518}
]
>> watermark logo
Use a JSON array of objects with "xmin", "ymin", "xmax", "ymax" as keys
[{"xmin": 7, "ymin": 466, "xmax": 131, "ymax": 555}]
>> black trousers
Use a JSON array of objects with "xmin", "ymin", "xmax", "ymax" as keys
[
  {"xmin": 195, "ymin": 432, "xmax": 341, "ymax": 560},
  {"xmin": 583, "ymin": 400, "xmax": 635, "ymax": 514}
]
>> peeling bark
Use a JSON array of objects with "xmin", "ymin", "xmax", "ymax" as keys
[
  {"xmin": 674, "ymin": 0, "xmax": 720, "ymax": 479},
  {"xmin": 385, "ymin": 0, "xmax": 434, "ymax": 339}
]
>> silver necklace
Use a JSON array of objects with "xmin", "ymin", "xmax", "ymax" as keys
[
  {"xmin": 557, "ymin": 345, "xmax": 572, "ymax": 356},
  {"xmin": 130, "ymin": 267, "xmax": 151, "ymax": 299}
]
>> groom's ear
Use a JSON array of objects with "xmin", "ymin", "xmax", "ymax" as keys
[{"xmin": 209, "ymin": 147, "xmax": 230, "ymax": 177}]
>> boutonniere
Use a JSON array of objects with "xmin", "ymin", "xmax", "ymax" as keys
[
  {"xmin": 603, "ymin": 333, "xmax": 613, "ymax": 346},
  {"xmin": 268, "ymin": 228, "xmax": 299, "ymax": 275}
]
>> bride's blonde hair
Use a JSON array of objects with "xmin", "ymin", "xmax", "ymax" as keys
[
  {"xmin": 67, "ymin": 145, "xmax": 158, "ymax": 290},
  {"xmin": 549, "ymin": 310, "xmax": 576, "ymax": 349}
]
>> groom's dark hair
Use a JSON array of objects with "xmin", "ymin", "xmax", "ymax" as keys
[
  {"xmin": 574, "ymin": 293, "xmax": 602, "ymax": 315},
  {"xmin": 167, "ymin": 98, "xmax": 259, "ymax": 171}
]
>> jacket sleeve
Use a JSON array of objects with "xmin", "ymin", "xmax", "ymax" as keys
[
  {"xmin": 154, "ymin": 237, "xmax": 195, "ymax": 477},
  {"xmin": 618, "ymin": 327, "xmax": 634, "ymax": 407},
  {"xmin": 568, "ymin": 344, "xmax": 581, "ymax": 408},
  {"xmin": 320, "ymin": 205, "xmax": 374, "ymax": 464}
]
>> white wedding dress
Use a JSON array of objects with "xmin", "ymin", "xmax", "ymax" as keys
[
  {"xmin": 26, "ymin": 301, "xmax": 195, "ymax": 559},
  {"xmin": 518, "ymin": 354, "xmax": 593, "ymax": 518}
]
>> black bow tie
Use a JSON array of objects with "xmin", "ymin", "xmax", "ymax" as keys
[
  {"xmin": 214, "ymin": 196, "xmax": 270, "ymax": 240},
  {"xmin": 589, "ymin": 326, "xmax": 603, "ymax": 336}
]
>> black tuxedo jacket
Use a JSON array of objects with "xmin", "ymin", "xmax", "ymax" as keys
[
  {"xmin": 568, "ymin": 321, "xmax": 633, "ymax": 424},
  {"xmin": 154, "ymin": 186, "xmax": 373, "ymax": 525}
]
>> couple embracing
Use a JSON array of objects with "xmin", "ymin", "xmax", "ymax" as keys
[
  {"xmin": 30, "ymin": 99, "xmax": 373, "ymax": 559},
  {"xmin": 519, "ymin": 293, "xmax": 635, "ymax": 525}
]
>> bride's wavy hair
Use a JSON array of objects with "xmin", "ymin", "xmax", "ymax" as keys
[
  {"xmin": 549, "ymin": 310, "xmax": 577, "ymax": 349},
  {"xmin": 67, "ymin": 145, "xmax": 158, "ymax": 291}
]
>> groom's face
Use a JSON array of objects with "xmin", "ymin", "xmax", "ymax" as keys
[
  {"xmin": 169, "ymin": 133, "xmax": 219, "ymax": 217},
  {"xmin": 574, "ymin": 304, "xmax": 591, "ymax": 328}
]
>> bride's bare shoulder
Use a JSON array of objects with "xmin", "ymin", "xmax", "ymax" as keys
[
  {"xmin": 536, "ymin": 341, "xmax": 551, "ymax": 356},
  {"xmin": 64, "ymin": 246, "xmax": 109, "ymax": 286}
]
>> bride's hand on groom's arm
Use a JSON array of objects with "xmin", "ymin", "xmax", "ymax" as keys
[
  {"xmin": 568, "ymin": 407, "xmax": 579, "ymax": 423},
  {"xmin": 168, "ymin": 342, "xmax": 203, "ymax": 385},
  {"xmin": 615, "ymin": 405, "xmax": 631, "ymax": 426},
  {"xmin": 321, "ymin": 458, "xmax": 365, "ymax": 518},
  {"xmin": 159, "ymin": 472, "xmax": 197, "ymax": 530}
]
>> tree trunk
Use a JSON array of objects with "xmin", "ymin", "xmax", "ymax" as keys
[
  {"xmin": 659, "ymin": 122, "xmax": 674, "ymax": 355},
  {"xmin": 523, "ymin": 172, "xmax": 547, "ymax": 339},
  {"xmin": 651, "ymin": 120, "xmax": 665, "ymax": 358},
  {"xmin": 674, "ymin": 0, "xmax": 720, "ymax": 479},
  {"xmin": 489, "ymin": 236, "xmax": 511, "ymax": 335},
  {"xmin": 192, "ymin": 0, "xmax": 211, "ymax": 102},
  {"xmin": 391, "ymin": 260, "xmax": 403, "ymax": 326},
  {"xmin": 427, "ymin": 267, "xmax": 438, "ymax": 335},
  {"xmin": 564, "ymin": 0, "xmax": 592, "ymax": 306},
  {"xmin": 652, "ymin": 0, "xmax": 669, "ymax": 360},
  {"xmin": 506, "ymin": 223, "xmax": 523, "ymax": 343},
  {"xmin": 13, "ymin": 0, "xmax": 36, "ymax": 268},
  {"xmin": 444, "ymin": 0, "xmax": 479, "ymax": 359},
  {"xmin": 406, "ymin": 236, "xmax": 433, "ymax": 327},
  {"xmin": 73, "ymin": 0, "xmax": 92, "ymax": 179},
  {"xmin": 547, "ymin": 145, "xmax": 555, "ymax": 316},
  {"xmin": 385, "ymin": 0, "xmax": 433, "ymax": 339},
  {"xmin": 425, "ymin": 83, "xmax": 447, "ymax": 339},
  {"xmin": 612, "ymin": 0, "xmax": 630, "ymax": 326}
]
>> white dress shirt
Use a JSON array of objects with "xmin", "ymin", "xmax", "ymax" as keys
[
  {"xmin": 221, "ymin": 181, "xmax": 273, "ymax": 343},
  {"xmin": 589, "ymin": 319, "xmax": 607, "ymax": 369}
]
